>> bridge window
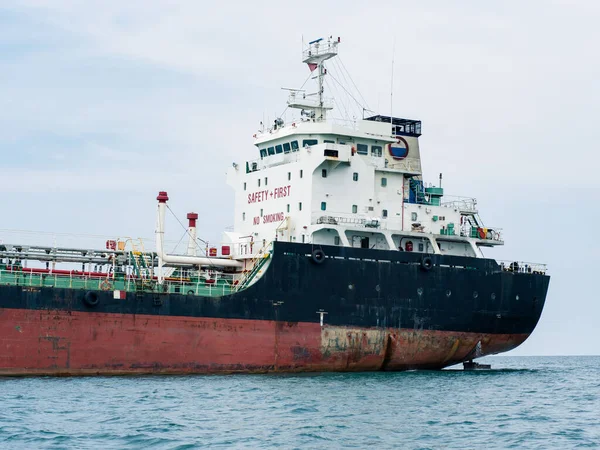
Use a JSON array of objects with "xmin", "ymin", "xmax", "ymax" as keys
[
  {"xmin": 381, "ymin": 177, "xmax": 387, "ymax": 187},
  {"xmin": 382, "ymin": 209, "xmax": 388, "ymax": 218},
  {"xmin": 283, "ymin": 143, "xmax": 291, "ymax": 153},
  {"xmin": 334, "ymin": 236, "xmax": 341, "ymax": 245},
  {"xmin": 260, "ymin": 208, "xmax": 263, "ymax": 216},
  {"xmin": 322, "ymin": 169, "xmax": 327, "ymax": 178},
  {"xmin": 267, "ymin": 147, "xmax": 275, "ymax": 155},
  {"xmin": 356, "ymin": 143, "xmax": 368, "ymax": 155},
  {"xmin": 324, "ymin": 139, "xmax": 335, "ymax": 143},
  {"xmin": 275, "ymin": 144, "xmax": 283, "ymax": 154},
  {"xmin": 291, "ymin": 140, "xmax": 299, "ymax": 151},
  {"xmin": 372, "ymin": 145, "xmax": 382, "ymax": 157},
  {"xmin": 353, "ymin": 172, "xmax": 358, "ymax": 181},
  {"xmin": 321, "ymin": 202, "xmax": 327, "ymax": 211},
  {"xmin": 352, "ymin": 205, "xmax": 358, "ymax": 214},
  {"xmin": 260, "ymin": 149, "xmax": 267, "ymax": 158},
  {"xmin": 303, "ymin": 139, "xmax": 318, "ymax": 147}
]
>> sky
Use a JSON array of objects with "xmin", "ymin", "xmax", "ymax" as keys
[{"xmin": 1, "ymin": 1, "xmax": 598, "ymax": 356}]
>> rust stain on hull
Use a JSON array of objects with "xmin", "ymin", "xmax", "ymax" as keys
[{"xmin": 0, "ymin": 308, "xmax": 529, "ymax": 376}]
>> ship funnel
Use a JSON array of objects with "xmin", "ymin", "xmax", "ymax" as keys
[{"xmin": 155, "ymin": 192, "xmax": 242, "ymax": 284}]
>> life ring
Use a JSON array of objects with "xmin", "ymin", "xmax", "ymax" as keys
[
  {"xmin": 477, "ymin": 228, "xmax": 486, "ymax": 239},
  {"xmin": 100, "ymin": 279, "xmax": 112, "ymax": 291},
  {"xmin": 83, "ymin": 291, "xmax": 99, "ymax": 307},
  {"xmin": 420, "ymin": 256, "xmax": 433, "ymax": 271},
  {"xmin": 311, "ymin": 249, "xmax": 326, "ymax": 264}
]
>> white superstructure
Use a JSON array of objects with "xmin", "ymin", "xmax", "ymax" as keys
[{"xmin": 224, "ymin": 37, "xmax": 502, "ymax": 260}]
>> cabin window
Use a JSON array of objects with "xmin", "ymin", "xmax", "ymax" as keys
[
  {"xmin": 418, "ymin": 243, "xmax": 424, "ymax": 252},
  {"xmin": 260, "ymin": 149, "xmax": 267, "ymax": 158},
  {"xmin": 258, "ymin": 179, "xmax": 261, "ymax": 187},
  {"xmin": 283, "ymin": 143, "xmax": 291, "ymax": 153},
  {"xmin": 243, "ymin": 182, "xmax": 246, "ymax": 191},
  {"xmin": 300, "ymin": 169, "xmax": 303, "ymax": 178},
  {"xmin": 334, "ymin": 236, "xmax": 341, "ymax": 245},
  {"xmin": 265, "ymin": 177, "xmax": 268, "ymax": 186},
  {"xmin": 382, "ymin": 209, "xmax": 388, "ymax": 218},
  {"xmin": 353, "ymin": 172, "xmax": 359, "ymax": 181},
  {"xmin": 288, "ymin": 172, "xmax": 291, "ymax": 181},
  {"xmin": 324, "ymin": 139, "xmax": 335, "ymax": 143},
  {"xmin": 352, "ymin": 205, "xmax": 358, "ymax": 214},
  {"xmin": 356, "ymin": 143, "xmax": 368, "ymax": 155},
  {"xmin": 322, "ymin": 169, "xmax": 327, "ymax": 178},
  {"xmin": 381, "ymin": 177, "xmax": 387, "ymax": 187},
  {"xmin": 299, "ymin": 202, "xmax": 303, "ymax": 211},
  {"xmin": 411, "ymin": 212, "xmax": 418, "ymax": 221},
  {"xmin": 287, "ymin": 204, "xmax": 290, "ymax": 213},
  {"xmin": 302, "ymin": 235, "xmax": 305, "ymax": 243},
  {"xmin": 321, "ymin": 202, "xmax": 327, "ymax": 211},
  {"xmin": 243, "ymin": 212, "xmax": 246, "ymax": 221},
  {"xmin": 371, "ymin": 145, "xmax": 383, "ymax": 157},
  {"xmin": 303, "ymin": 139, "xmax": 318, "ymax": 147},
  {"xmin": 291, "ymin": 140, "xmax": 299, "ymax": 151},
  {"xmin": 275, "ymin": 144, "xmax": 283, "ymax": 154},
  {"xmin": 267, "ymin": 147, "xmax": 275, "ymax": 155}
]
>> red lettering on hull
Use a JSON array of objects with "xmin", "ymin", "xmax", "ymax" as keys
[{"xmin": 247, "ymin": 185, "xmax": 292, "ymax": 204}]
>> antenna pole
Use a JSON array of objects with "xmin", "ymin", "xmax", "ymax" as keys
[{"xmin": 390, "ymin": 37, "xmax": 396, "ymax": 121}]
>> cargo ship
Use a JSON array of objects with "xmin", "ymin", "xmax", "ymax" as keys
[{"xmin": 0, "ymin": 37, "xmax": 549, "ymax": 375}]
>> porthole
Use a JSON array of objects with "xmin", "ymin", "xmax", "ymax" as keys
[
  {"xmin": 348, "ymin": 284, "xmax": 354, "ymax": 290},
  {"xmin": 417, "ymin": 287, "xmax": 423, "ymax": 296},
  {"xmin": 491, "ymin": 293, "xmax": 496, "ymax": 300},
  {"xmin": 515, "ymin": 295, "xmax": 520, "ymax": 301},
  {"xmin": 375, "ymin": 285, "xmax": 381, "ymax": 292},
  {"xmin": 473, "ymin": 291, "xmax": 478, "ymax": 299},
  {"xmin": 446, "ymin": 290, "xmax": 452, "ymax": 298}
]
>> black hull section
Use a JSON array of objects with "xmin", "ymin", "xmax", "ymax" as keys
[{"xmin": 0, "ymin": 242, "xmax": 549, "ymax": 338}]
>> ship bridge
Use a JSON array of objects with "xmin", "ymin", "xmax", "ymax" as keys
[{"xmin": 225, "ymin": 36, "xmax": 504, "ymax": 262}]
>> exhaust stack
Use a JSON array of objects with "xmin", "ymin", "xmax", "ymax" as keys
[
  {"xmin": 186, "ymin": 213, "xmax": 198, "ymax": 256},
  {"xmin": 155, "ymin": 191, "xmax": 242, "ymax": 284}
]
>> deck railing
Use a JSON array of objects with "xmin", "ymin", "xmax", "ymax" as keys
[
  {"xmin": 497, "ymin": 260, "xmax": 547, "ymax": 275},
  {"xmin": 0, "ymin": 267, "xmax": 239, "ymax": 297}
]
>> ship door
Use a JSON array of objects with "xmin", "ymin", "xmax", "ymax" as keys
[{"xmin": 360, "ymin": 237, "xmax": 370, "ymax": 249}]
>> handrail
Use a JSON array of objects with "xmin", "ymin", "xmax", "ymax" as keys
[{"xmin": 497, "ymin": 260, "xmax": 547, "ymax": 275}]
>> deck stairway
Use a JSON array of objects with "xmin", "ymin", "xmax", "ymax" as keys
[{"xmin": 234, "ymin": 243, "xmax": 272, "ymax": 292}]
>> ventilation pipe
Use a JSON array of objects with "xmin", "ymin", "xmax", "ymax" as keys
[
  {"xmin": 155, "ymin": 191, "xmax": 243, "ymax": 284},
  {"xmin": 186, "ymin": 213, "xmax": 198, "ymax": 256}
]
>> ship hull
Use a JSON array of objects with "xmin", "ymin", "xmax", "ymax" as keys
[
  {"xmin": 0, "ymin": 242, "xmax": 550, "ymax": 375},
  {"xmin": 0, "ymin": 308, "xmax": 530, "ymax": 375}
]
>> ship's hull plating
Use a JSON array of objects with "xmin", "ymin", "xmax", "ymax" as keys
[{"xmin": 0, "ymin": 242, "xmax": 549, "ymax": 375}]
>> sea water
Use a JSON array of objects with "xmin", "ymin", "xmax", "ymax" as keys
[{"xmin": 0, "ymin": 356, "xmax": 598, "ymax": 449}]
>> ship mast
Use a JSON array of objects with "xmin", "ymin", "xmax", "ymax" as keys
[{"xmin": 287, "ymin": 36, "xmax": 339, "ymax": 122}]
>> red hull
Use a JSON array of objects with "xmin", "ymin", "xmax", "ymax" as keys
[{"xmin": 0, "ymin": 308, "xmax": 528, "ymax": 376}]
